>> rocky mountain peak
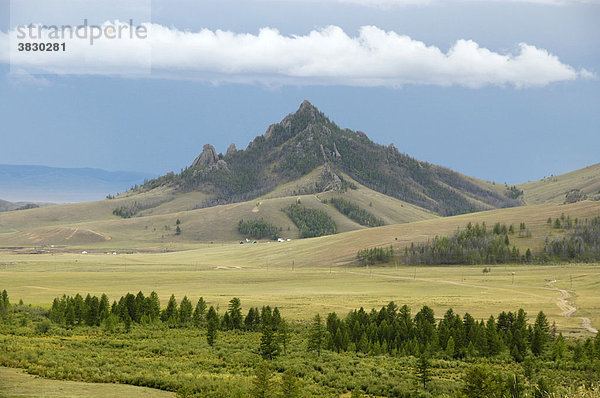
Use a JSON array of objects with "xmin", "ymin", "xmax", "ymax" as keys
[
  {"xmin": 192, "ymin": 144, "xmax": 218, "ymax": 169},
  {"xmin": 226, "ymin": 143, "xmax": 237, "ymax": 157}
]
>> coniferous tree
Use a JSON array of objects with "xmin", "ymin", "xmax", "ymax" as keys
[
  {"xmin": 278, "ymin": 318, "xmax": 290, "ymax": 355},
  {"xmin": 280, "ymin": 368, "xmax": 300, "ymax": 398},
  {"xmin": 462, "ymin": 365, "xmax": 504, "ymax": 398},
  {"xmin": 162, "ymin": 294, "xmax": 178, "ymax": 325},
  {"xmin": 179, "ymin": 296, "xmax": 193, "ymax": 326},
  {"xmin": 415, "ymin": 354, "xmax": 432, "ymax": 391},
  {"xmin": 307, "ymin": 314, "xmax": 325, "ymax": 356},
  {"xmin": 147, "ymin": 291, "xmax": 161, "ymax": 322},
  {"xmin": 531, "ymin": 311, "xmax": 549, "ymax": 356},
  {"xmin": 485, "ymin": 316, "xmax": 502, "ymax": 356},
  {"xmin": 228, "ymin": 297, "xmax": 243, "ymax": 330},
  {"xmin": 193, "ymin": 297, "xmax": 207, "ymax": 327},
  {"xmin": 251, "ymin": 361, "xmax": 273, "ymax": 398},
  {"xmin": 99, "ymin": 294, "xmax": 110, "ymax": 321},
  {"xmin": 206, "ymin": 306, "xmax": 219, "ymax": 347},
  {"xmin": 259, "ymin": 319, "xmax": 279, "ymax": 360}
]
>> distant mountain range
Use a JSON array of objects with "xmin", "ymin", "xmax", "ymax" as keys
[{"xmin": 0, "ymin": 164, "xmax": 155, "ymax": 203}]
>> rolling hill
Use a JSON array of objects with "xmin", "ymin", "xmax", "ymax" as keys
[
  {"xmin": 519, "ymin": 163, "xmax": 600, "ymax": 205},
  {"xmin": 0, "ymin": 199, "xmax": 19, "ymax": 212}
]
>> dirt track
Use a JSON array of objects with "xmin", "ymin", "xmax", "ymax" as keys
[{"xmin": 548, "ymin": 280, "xmax": 597, "ymax": 334}]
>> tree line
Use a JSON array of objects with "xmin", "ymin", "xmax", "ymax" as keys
[
  {"xmin": 2, "ymin": 290, "xmax": 600, "ymax": 397},
  {"xmin": 238, "ymin": 219, "xmax": 280, "ymax": 240},
  {"xmin": 357, "ymin": 246, "xmax": 394, "ymax": 266},
  {"xmin": 283, "ymin": 203, "xmax": 337, "ymax": 238},
  {"xmin": 403, "ymin": 222, "xmax": 533, "ymax": 265},
  {"xmin": 325, "ymin": 197, "xmax": 384, "ymax": 227},
  {"xmin": 544, "ymin": 216, "xmax": 600, "ymax": 262},
  {"xmin": 307, "ymin": 302, "xmax": 600, "ymax": 364}
]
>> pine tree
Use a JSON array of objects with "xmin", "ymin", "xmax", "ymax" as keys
[
  {"xmin": 148, "ymin": 291, "xmax": 161, "ymax": 322},
  {"xmin": 193, "ymin": 297, "xmax": 207, "ymax": 327},
  {"xmin": 179, "ymin": 296, "xmax": 193, "ymax": 325},
  {"xmin": 259, "ymin": 319, "xmax": 280, "ymax": 360},
  {"xmin": 99, "ymin": 294, "xmax": 110, "ymax": 321},
  {"xmin": 307, "ymin": 314, "xmax": 325, "ymax": 356},
  {"xmin": 206, "ymin": 306, "xmax": 218, "ymax": 347},
  {"xmin": 415, "ymin": 354, "xmax": 432, "ymax": 391},
  {"xmin": 531, "ymin": 311, "xmax": 549, "ymax": 356},
  {"xmin": 228, "ymin": 297, "xmax": 243, "ymax": 330},
  {"xmin": 280, "ymin": 368, "xmax": 300, "ymax": 398},
  {"xmin": 445, "ymin": 336, "xmax": 455, "ymax": 359},
  {"xmin": 278, "ymin": 318, "xmax": 290, "ymax": 355},
  {"xmin": 485, "ymin": 316, "xmax": 502, "ymax": 356},
  {"xmin": 251, "ymin": 361, "xmax": 273, "ymax": 398},
  {"xmin": 162, "ymin": 294, "xmax": 178, "ymax": 324}
]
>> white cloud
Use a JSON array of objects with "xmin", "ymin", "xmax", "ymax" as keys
[{"xmin": 1, "ymin": 24, "xmax": 594, "ymax": 88}]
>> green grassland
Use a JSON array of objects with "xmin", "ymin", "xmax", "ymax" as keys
[
  {"xmin": 1, "ymin": 263, "xmax": 598, "ymax": 337},
  {"xmin": 0, "ymin": 366, "xmax": 175, "ymax": 398},
  {"xmin": 1, "ymin": 177, "xmax": 600, "ymax": 396},
  {"xmin": 1, "ymin": 200, "xmax": 599, "ymax": 338}
]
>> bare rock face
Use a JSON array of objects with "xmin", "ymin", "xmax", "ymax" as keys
[
  {"xmin": 226, "ymin": 143, "xmax": 237, "ymax": 157},
  {"xmin": 192, "ymin": 144, "xmax": 218, "ymax": 168},
  {"xmin": 215, "ymin": 159, "xmax": 229, "ymax": 171},
  {"xmin": 319, "ymin": 163, "xmax": 342, "ymax": 191},
  {"xmin": 333, "ymin": 142, "xmax": 342, "ymax": 159},
  {"xmin": 564, "ymin": 189, "xmax": 587, "ymax": 204}
]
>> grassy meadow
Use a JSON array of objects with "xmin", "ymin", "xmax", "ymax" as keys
[
  {"xmin": 0, "ymin": 366, "xmax": 175, "ymax": 398},
  {"xmin": 1, "ymin": 200, "xmax": 599, "ymax": 335},
  {"xmin": 1, "ymin": 257, "xmax": 598, "ymax": 337}
]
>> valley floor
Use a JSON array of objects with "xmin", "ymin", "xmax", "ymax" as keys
[
  {"xmin": 0, "ymin": 366, "xmax": 175, "ymax": 398},
  {"xmin": 1, "ymin": 253, "xmax": 598, "ymax": 337}
]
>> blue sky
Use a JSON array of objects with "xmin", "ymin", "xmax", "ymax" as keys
[{"xmin": 1, "ymin": 0, "xmax": 598, "ymax": 184}]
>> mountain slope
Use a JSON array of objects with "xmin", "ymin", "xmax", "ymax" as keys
[
  {"xmin": 0, "ymin": 171, "xmax": 435, "ymax": 247},
  {"xmin": 519, "ymin": 163, "xmax": 600, "ymax": 205},
  {"xmin": 141, "ymin": 101, "xmax": 520, "ymax": 216}
]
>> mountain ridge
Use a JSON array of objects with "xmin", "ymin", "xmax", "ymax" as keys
[{"xmin": 140, "ymin": 100, "xmax": 520, "ymax": 216}]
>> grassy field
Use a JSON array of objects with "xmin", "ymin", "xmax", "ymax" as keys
[
  {"xmin": 0, "ymin": 366, "xmax": 175, "ymax": 397},
  {"xmin": 1, "ymin": 200, "xmax": 599, "ymax": 336},
  {"xmin": 1, "ymin": 261, "xmax": 598, "ymax": 338}
]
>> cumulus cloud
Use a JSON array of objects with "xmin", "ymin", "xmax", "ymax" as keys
[{"xmin": 1, "ymin": 24, "xmax": 593, "ymax": 88}]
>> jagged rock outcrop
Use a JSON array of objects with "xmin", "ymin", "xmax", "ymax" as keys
[
  {"xmin": 226, "ymin": 143, "xmax": 237, "ymax": 157},
  {"xmin": 564, "ymin": 189, "xmax": 587, "ymax": 204},
  {"xmin": 192, "ymin": 144, "xmax": 218, "ymax": 169},
  {"xmin": 319, "ymin": 163, "xmax": 342, "ymax": 191},
  {"xmin": 333, "ymin": 142, "xmax": 342, "ymax": 159}
]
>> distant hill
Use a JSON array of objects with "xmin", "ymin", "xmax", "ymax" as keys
[
  {"xmin": 0, "ymin": 199, "xmax": 19, "ymax": 212},
  {"xmin": 518, "ymin": 163, "xmax": 600, "ymax": 205},
  {"xmin": 0, "ymin": 164, "xmax": 155, "ymax": 203},
  {"xmin": 141, "ymin": 101, "xmax": 519, "ymax": 216}
]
